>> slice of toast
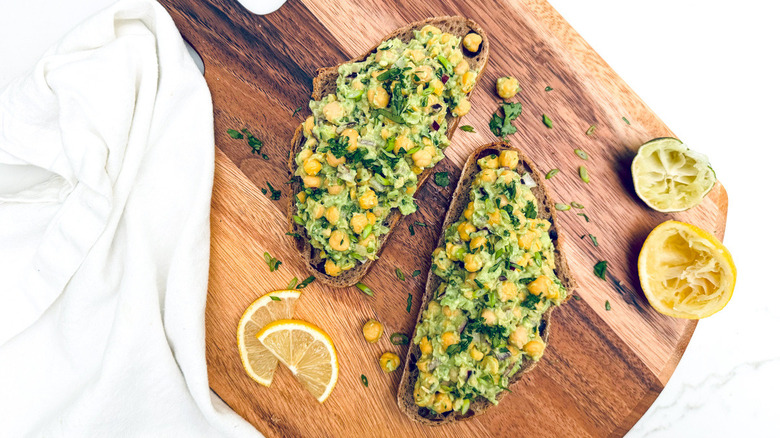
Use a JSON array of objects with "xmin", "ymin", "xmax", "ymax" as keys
[
  {"xmin": 288, "ymin": 17, "xmax": 490, "ymax": 288},
  {"xmin": 397, "ymin": 142, "xmax": 577, "ymax": 425}
]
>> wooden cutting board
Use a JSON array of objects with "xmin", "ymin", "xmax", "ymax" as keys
[{"xmin": 158, "ymin": 0, "xmax": 728, "ymax": 436}]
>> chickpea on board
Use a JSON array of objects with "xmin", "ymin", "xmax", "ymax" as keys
[
  {"xmin": 379, "ymin": 352, "xmax": 400, "ymax": 373},
  {"xmin": 362, "ymin": 319, "xmax": 384, "ymax": 343}
]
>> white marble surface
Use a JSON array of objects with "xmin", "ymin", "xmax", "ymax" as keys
[{"xmin": 1, "ymin": 1, "xmax": 778, "ymax": 436}]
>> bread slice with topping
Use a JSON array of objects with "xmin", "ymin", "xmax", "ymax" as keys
[{"xmin": 288, "ymin": 17, "xmax": 489, "ymax": 288}]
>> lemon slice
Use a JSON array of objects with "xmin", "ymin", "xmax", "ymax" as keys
[
  {"xmin": 257, "ymin": 319, "xmax": 339, "ymax": 403},
  {"xmin": 237, "ymin": 290, "xmax": 301, "ymax": 386},
  {"xmin": 631, "ymin": 138, "xmax": 716, "ymax": 212},
  {"xmin": 638, "ymin": 221, "xmax": 736, "ymax": 319}
]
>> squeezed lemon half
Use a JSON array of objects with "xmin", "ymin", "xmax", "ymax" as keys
[
  {"xmin": 631, "ymin": 138, "xmax": 716, "ymax": 212},
  {"xmin": 638, "ymin": 221, "xmax": 736, "ymax": 319},
  {"xmin": 257, "ymin": 319, "xmax": 339, "ymax": 403},
  {"xmin": 237, "ymin": 290, "xmax": 301, "ymax": 386}
]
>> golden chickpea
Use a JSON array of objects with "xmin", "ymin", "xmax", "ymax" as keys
[
  {"xmin": 341, "ymin": 128, "xmax": 359, "ymax": 152},
  {"xmin": 303, "ymin": 157, "xmax": 322, "ymax": 176},
  {"xmin": 496, "ymin": 76, "xmax": 520, "ymax": 99},
  {"xmin": 350, "ymin": 213, "xmax": 368, "ymax": 234},
  {"xmin": 420, "ymin": 24, "xmax": 442, "ymax": 36},
  {"xmin": 413, "ymin": 65, "xmax": 433, "ymax": 83},
  {"xmin": 379, "ymin": 352, "xmax": 401, "ymax": 373},
  {"xmin": 412, "ymin": 149, "xmax": 433, "ymax": 167},
  {"xmin": 303, "ymin": 116, "xmax": 315, "ymax": 136},
  {"xmin": 298, "ymin": 148, "xmax": 313, "ymax": 162},
  {"xmin": 445, "ymin": 242, "xmax": 463, "ymax": 260},
  {"xmin": 358, "ymin": 189, "xmax": 378, "ymax": 209},
  {"xmin": 417, "ymin": 359, "xmax": 430, "ymax": 373},
  {"xmin": 324, "ymin": 259, "xmax": 341, "ymax": 276},
  {"xmin": 498, "ymin": 281, "xmax": 518, "ymax": 302},
  {"xmin": 432, "ymin": 392, "xmax": 453, "ymax": 414},
  {"xmin": 481, "ymin": 154, "xmax": 499, "ymax": 169},
  {"xmin": 528, "ymin": 275, "xmax": 552, "ymax": 296},
  {"xmin": 414, "ymin": 384, "xmax": 435, "ymax": 407},
  {"xmin": 481, "ymin": 356, "xmax": 499, "ymax": 375},
  {"xmin": 375, "ymin": 49, "xmax": 398, "ymax": 66},
  {"xmin": 313, "ymin": 204, "xmax": 325, "ymax": 219},
  {"xmin": 440, "ymin": 32, "xmax": 453, "ymax": 44},
  {"xmin": 470, "ymin": 236, "xmax": 487, "ymax": 251},
  {"xmin": 498, "ymin": 150, "xmax": 519, "ymax": 169},
  {"xmin": 362, "ymin": 319, "xmax": 384, "ymax": 343},
  {"xmin": 452, "ymin": 98, "xmax": 471, "ymax": 117},
  {"xmin": 322, "ymin": 101, "xmax": 344, "ymax": 123},
  {"xmin": 454, "ymin": 59, "xmax": 469, "ymax": 75},
  {"xmin": 523, "ymin": 339, "xmax": 546, "ymax": 360},
  {"xmin": 358, "ymin": 233, "xmax": 375, "ymax": 249},
  {"xmin": 296, "ymin": 192, "xmax": 306, "ymax": 204},
  {"xmin": 366, "ymin": 212, "xmax": 377, "ymax": 225},
  {"xmin": 329, "ymin": 230, "xmax": 350, "ymax": 251},
  {"xmin": 303, "ymin": 175, "xmax": 322, "ymax": 188},
  {"xmin": 325, "ymin": 206, "xmax": 340, "ymax": 225},
  {"xmin": 463, "ymin": 253, "xmax": 483, "ymax": 272},
  {"xmin": 463, "ymin": 33, "xmax": 483, "ymax": 53},
  {"xmin": 487, "ymin": 209, "xmax": 502, "ymax": 226},
  {"xmin": 327, "ymin": 183, "xmax": 344, "ymax": 195},
  {"xmin": 469, "ymin": 344, "xmax": 484, "ymax": 361},
  {"xmin": 420, "ymin": 336, "xmax": 433, "ymax": 355},
  {"xmin": 461, "ymin": 70, "xmax": 477, "ymax": 93},
  {"xmin": 517, "ymin": 230, "xmax": 537, "ymax": 250},
  {"xmin": 479, "ymin": 169, "xmax": 497, "ymax": 183},
  {"xmin": 326, "ymin": 151, "xmax": 346, "ymax": 167},
  {"xmin": 481, "ymin": 309, "xmax": 497, "ymax": 325},
  {"xmin": 367, "ymin": 86, "xmax": 390, "ymax": 108},
  {"xmin": 457, "ymin": 221, "xmax": 476, "ymax": 241},
  {"xmin": 430, "ymin": 79, "xmax": 444, "ymax": 96},
  {"xmin": 441, "ymin": 332, "xmax": 459, "ymax": 349},
  {"xmin": 509, "ymin": 327, "xmax": 529, "ymax": 348},
  {"xmin": 463, "ymin": 201, "xmax": 475, "ymax": 220},
  {"xmin": 394, "ymin": 135, "xmax": 414, "ymax": 154}
]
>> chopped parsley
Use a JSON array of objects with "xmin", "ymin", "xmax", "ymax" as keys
[
  {"xmin": 605, "ymin": 300, "xmax": 611, "ymax": 311},
  {"xmin": 292, "ymin": 106, "xmax": 302, "ymax": 117},
  {"xmin": 594, "ymin": 260, "xmax": 608, "ymax": 280},
  {"xmin": 270, "ymin": 295, "xmax": 281, "ymax": 302},
  {"xmin": 266, "ymin": 182, "xmax": 281, "ymax": 200},
  {"xmin": 227, "ymin": 129, "xmax": 243, "ymax": 139},
  {"xmin": 622, "ymin": 117, "xmax": 631, "ymax": 125},
  {"xmin": 434, "ymin": 171, "xmax": 450, "ymax": 187},
  {"xmin": 361, "ymin": 374, "xmax": 368, "ymax": 387},
  {"xmin": 589, "ymin": 234, "xmax": 599, "ymax": 247},
  {"xmin": 406, "ymin": 293, "xmax": 413, "ymax": 313},
  {"xmin": 460, "ymin": 125, "xmax": 476, "ymax": 132},
  {"xmin": 523, "ymin": 201, "xmax": 537, "ymax": 219},
  {"xmin": 577, "ymin": 213, "xmax": 590, "ymax": 222},
  {"xmin": 489, "ymin": 102, "xmax": 522, "ymax": 138},
  {"xmin": 542, "ymin": 114, "xmax": 553, "ymax": 129},
  {"xmin": 545, "ymin": 86, "xmax": 553, "ymax": 92},
  {"xmin": 411, "ymin": 270, "xmax": 421, "ymax": 278}
]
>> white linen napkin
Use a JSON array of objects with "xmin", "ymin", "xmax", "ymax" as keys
[{"xmin": 0, "ymin": 0, "xmax": 261, "ymax": 436}]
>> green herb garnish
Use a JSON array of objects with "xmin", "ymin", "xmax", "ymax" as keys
[
  {"xmin": 574, "ymin": 149, "xmax": 588, "ymax": 160},
  {"xmin": 555, "ymin": 203, "xmax": 570, "ymax": 211},
  {"xmin": 356, "ymin": 282, "xmax": 373, "ymax": 297},
  {"xmin": 269, "ymin": 296, "xmax": 281, "ymax": 301},
  {"xmin": 579, "ymin": 166, "xmax": 590, "ymax": 183},
  {"xmin": 545, "ymin": 86, "xmax": 553, "ymax": 92},
  {"xmin": 545, "ymin": 169, "xmax": 559, "ymax": 179},
  {"xmin": 589, "ymin": 234, "xmax": 599, "ymax": 247},
  {"xmin": 361, "ymin": 374, "xmax": 368, "ymax": 387},
  {"xmin": 460, "ymin": 125, "xmax": 475, "ymax": 133},
  {"xmin": 571, "ymin": 201, "xmax": 585, "ymax": 209},
  {"xmin": 263, "ymin": 252, "xmax": 282, "ymax": 272},
  {"xmin": 489, "ymin": 102, "xmax": 522, "ymax": 137},
  {"xmin": 292, "ymin": 106, "xmax": 302, "ymax": 117},
  {"xmin": 622, "ymin": 117, "xmax": 631, "ymax": 125},
  {"xmin": 286, "ymin": 277, "xmax": 298, "ymax": 290},
  {"xmin": 266, "ymin": 182, "xmax": 281, "ymax": 200},
  {"xmin": 577, "ymin": 213, "xmax": 590, "ymax": 222},
  {"xmin": 285, "ymin": 232, "xmax": 301, "ymax": 239},
  {"xmin": 411, "ymin": 270, "xmax": 421, "ymax": 278},
  {"xmin": 605, "ymin": 300, "xmax": 611, "ymax": 311},
  {"xmin": 434, "ymin": 172, "xmax": 450, "ymax": 187},
  {"xmin": 292, "ymin": 215, "xmax": 305, "ymax": 225},
  {"xmin": 523, "ymin": 201, "xmax": 537, "ymax": 219},
  {"xmin": 297, "ymin": 275, "xmax": 315, "ymax": 289},
  {"xmin": 586, "ymin": 125, "xmax": 596, "ymax": 136},
  {"xmin": 396, "ymin": 268, "xmax": 405, "ymax": 281},
  {"xmin": 594, "ymin": 261, "xmax": 608, "ymax": 280},
  {"xmin": 390, "ymin": 333, "xmax": 410, "ymax": 345},
  {"xmin": 406, "ymin": 293, "xmax": 413, "ymax": 313},
  {"xmin": 542, "ymin": 114, "xmax": 553, "ymax": 129},
  {"xmin": 227, "ymin": 129, "xmax": 243, "ymax": 139}
]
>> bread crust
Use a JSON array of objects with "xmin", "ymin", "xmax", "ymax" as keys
[
  {"xmin": 288, "ymin": 16, "xmax": 490, "ymax": 288},
  {"xmin": 396, "ymin": 142, "xmax": 577, "ymax": 425}
]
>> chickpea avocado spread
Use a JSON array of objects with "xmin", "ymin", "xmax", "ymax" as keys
[
  {"xmin": 410, "ymin": 150, "xmax": 568, "ymax": 416},
  {"xmin": 292, "ymin": 24, "xmax": 482, "ymax": 279}
]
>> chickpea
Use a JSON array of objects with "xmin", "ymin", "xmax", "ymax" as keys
[
  {"xmin": 322, "ymin": 101, "xmax": 344, "ymax": 123},
  {"xmin": 303, "ymin": 157, "xmax": 322, "ymax": 176},
  {"xmin": 481, "ymin": 356, "xmax": 499, "ymax": 375},
  {"xmin": 375, "ymin": 49, "xmax": 398, "ymax": 66},
  {"xmin": 313, "ymin": 204, "xmax": 325, "ymax": 219},
  {"xmin": 463, "ymin": 33, "xmax": 483, "ymax": 53},
  {"xmin": 420, "ymin": 336, "xmax": 433, "ymax": 355},
  {"xmin": 463, "ymin": 201, "xmax": 475, "ymax": 220},
  {"xmin": 362, "ymin": 319, "xmax": 384, "ymax": 343},
  {"xmin": 409, "ymin": 49, "xmax": 424, "ymax": 62},
  {"xmin": 440, "ymin": 32, "xmax": 453, "ymax": 44},
  {"xmin": 325, "ymin": 206, "xmax": 340, "ymax": 224},
  {"xmin": 463, "ymin": 253, "xmax": 483, "ymax": 272},
  {"xmin": 417, "ymin": 359, "xmax": 430, "ymax": 373},
  {"xmin": 326, "ymin": 151, "xmax": 346, "ymax": 167},
  {"xmin": 379, "ymin": 352, "xmax": 401, "ymax": 373},
  {"xmin": 523, "ymin": 339, "xmax": 546, "ymax": 360},
  {"xmin": 454, "ymin": 59, "xmax": 469, "ymax": 76},
  {"xmin": 296, "ymin": 192, "xmax": 306, "ymax": 204},
  {"xmin": 496, "ymin": 76, "xmax": 520, "ymax": 99},
  {"xmin": 367, "ymin": 86, "xmax": 390, "ymax": 108},
  {"xmin": 298, "ymin": 148, "xmax": 313, "ymax": 162},
  {"xmin": 414, "ymin": 383, "xmax": 435, "ymax": 407},
  {"xmin": 457, "ymin": 221, "xmax": 476, "ymax": 241},
  {"xmin": 358, "ymin": 233, "xmax": 376, "ymax": 249},
  {"xmin": 469, "ymin": 344, "xmax": 484, "ymax": 361},
  {"xmin": 329, "ymin": 230, "xmax": 350, "ymax": 251},
  {"xmin": 358, "ymin": 189, "xmax": 378, "ymax": 209},
  {"xmin": 324, "ymin": 259, "xmax": 341, "ymax": 276},
  {"xmin": 479, "ymin": 169, "xmax": 497, "ymax": 183},
  {"xmin": 327, "ymin": 183, "xmax": 344, "ymax": 195},
  {"xmin": 528, "ymin": 275, "xmax": 552, "ymax": 296},
  {"xmin": 432, "ymin": 392, "xmax": 453, "ymax": 414},
  {"xmin": 303, "ymin": 116, "xmax": 315, "ymax": 136},
  {"xmin": 421, "ymin": 24, "xmax": 442, "ymax": 36},
  {"xmin": 392, "ymin": 135, "xmax": 411, "ymax": 154},
  {"xmin": 481, "ymin": 309, "xmax": 497, "ymax": 325},
  {"xmin": 498, "ymin": 150, "xmax": 519, "ymax": 169},
  {"xmin": 445, "ymin": 242, "xmax": 463, "ymax": 260},
  {"xmin": 412, "ymin": 149, "xmax": 433, "ymax": 167},
  {"xmin": 341, "ymin": 128, "xmax": 359, "ymax": 152},
  {"xmin": 461, "ymin": 70, "xmax": 477, "ymax": 93},
  {"xmin": 366, "ymin": 211, "xmax": 377, "ymax": 225},
  {"xmin": 469, "ymin": 236, "xmax": 487, "ymax": 251},
  {"xmin": 350, "ymin": 213, "xmax": 368, "ymax": 233},
  {"xmin": 303, "ymin": 175, "xmax": 321, "ymax": 188},
  {"xmin": 508, "ymin": 345, "xmax": 521, "ymax": 358},
  {"xmin": 480, "ymin": 155, "xmax": 498, "ymax": 170},
  {"xmin": 413, "ymin": 65, "xmax": 433, "ymax": 83},
  {"xmin": 487, "ymin": 209, "xmax": 502, "ymax": 226},
  {"xmin": 452, "ymin": 98, "xmax": 471, "ymax": 117},
  {"xmin": 498, "ymin": 281, "xmax": 518, "ymax": 302},
  {"xmin": 517, "ymin": 230, "xmax": 538, "ymax": 250},
  {"xmin": 430, "ymin": 79, "xmax": 444, "ymax": 96},
  {"xmin": 509, "ymin": 327, "xmax": 529, "ymax": 348}
]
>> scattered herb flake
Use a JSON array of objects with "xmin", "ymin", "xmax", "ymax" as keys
[
  {"xmin": 414, "ymin": 221, "xmax": 427, "ymax": 227},
  {"xmin": 555, "ymin": 203, "xmax": 571, "ymax": 211},
  {"xmin": 390, "ymin": 333, "xmax": 410, "ymax": 345},
  {"xmin": 396, "ymin": 268, "xmax": 405, "ymax": 281},
  {"xmin": 408, "ymin": 224, "xmax": 415, "ymax": 236},
  {"xmin": 261, "ymin": 188, "xmax": 267, "ymax": 195},
  {"xmin": 589, "ymin": 234, "xmax": 599, "ymax": 247},
  {"xmin": 292, "ymin": 106, "xmax": 302, "ymax": 117},
  {"xmin": 266, "ymin": 182, "xmax": 281, "ymax": 200},
  {"xmin": 411, "ymin": 270, "xmax": 421, "ymax": 278},
  {"xmin": 286, "ymin": 277, "xmax": 298, "ymax": 290},
  {"xmin": 545, "ymin": 86, "xmax": 553, "ymax": 92},
  {"xmin": 292, "ymin": 215, "xmax": 305, "ymax": 225},
  {"xmin": 542, "ymin": 114, "xmax": 553, "ymax": 129},
  {"xmin": 574, "ymin": 149, "xmax": 589, "ymax": 160},
  {"xmin": 262, "ymin": 154, "xmax": 270, "ymax": 160},
  {"xmin": 577, "ymin": 213, "xmax": 590, "ymax": 222},
  {"xmin": 297, "ymin": 275, "xmax": 315, "ymax": 289},
  {"xmin": 286, "ymin": 232, "xmax": 301, "ymax": 240},
  {"xmin": 586, "ymin": 125, "xmax": 596, "ymax": 136},
  {"xmin": 489, "ymin": 102, "xmax": 522, "ymax": 138},
  {"xmin": 579, "ymin": 166, "xmax": 590, "ymax": 183},
  {"xmin": 545, "ymin": 169, "xmax": 559, "ymax": 179},
  {"xmin": 227, "ymin": 129, "xmax": 243, "ymax": 139},
  {"xmin": 356, "ymin": 282, "xmax": 373, "ymax": 297},
  {"xmin": 622, "ymin": 117, "xmax": 631, "ymax": 125},
  {"xmin": 594, "ymin": 261, "xmax": 608, "ymax": 280},
  {"xmin": 573, "ymin": 295, "xmax": 581, "ymax": 301},
  {"xmin": 460, "ymin": 125, "xmax": 476, "ymax": 133},
  {"xmin": 434, "ymin": 172, "xmax": 450, "ymax": 187},
  {"xmin": 571, "ymin": 201, "xmax": 585, "ymax": 209},
  {"xmin": 605, "ymin": 300, "xmax": 612, "ymax": 311},
  {"xmin": 361, "ymin": 374, "xmax": 368, "ymax": 387},
  {"xmin": 406, "ymin": 293, "xmax": 413, "ymax": 313},
  {"xmin": 263, "ymin": 252, "xmax": 282, "ymax": 272}
]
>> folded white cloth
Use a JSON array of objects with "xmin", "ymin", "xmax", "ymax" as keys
[{"xmin": 0, "ymin": 1, "xmax": 261, "ymax": 436}]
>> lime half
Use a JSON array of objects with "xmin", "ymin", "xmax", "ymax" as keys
[{"xmin": 631, "ymin": 138, "xmax": 716, "ymax": 212}]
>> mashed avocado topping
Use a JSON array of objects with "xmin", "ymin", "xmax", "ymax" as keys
[
  {"xmin": 412, "ymin": 150, "xmax": 567, "ymax": 415},
  {"xmin": 293, "ymin": 25, "xmax": 480, "ymax": 277}
]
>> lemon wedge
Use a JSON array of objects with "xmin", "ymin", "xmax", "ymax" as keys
[
  {"xmin": 631, "ymin": 138, "xmax": 716, "ymax": 212},
  {"xmin": 638, "ymin": 221, "xmax": 736, "ymax": 319},
  {"xmin": 257, "ymin": 319, "xmax": 339, "ymax": 403},
  {"xmin": 236, "ymin": 290, "xmax": 301, "ymax": 386}
]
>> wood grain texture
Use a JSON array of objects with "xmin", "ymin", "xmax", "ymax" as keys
[{"xmin": 158, "ymin": 0, "xmax": 729, "ymax": 436}]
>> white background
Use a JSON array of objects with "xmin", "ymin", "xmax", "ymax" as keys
[{"xmin": 1, "ymin": 0, "xmax": 778, "ymax": 436}]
